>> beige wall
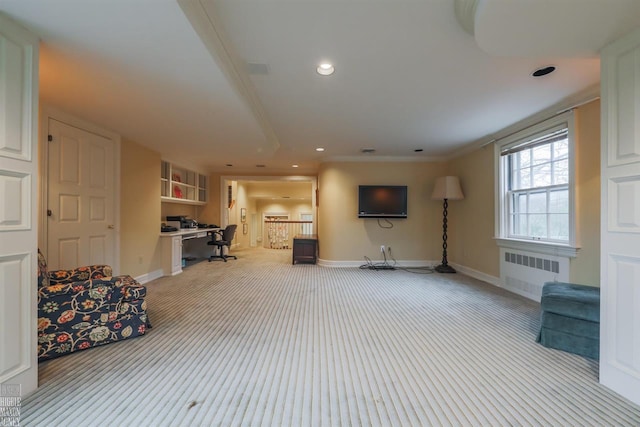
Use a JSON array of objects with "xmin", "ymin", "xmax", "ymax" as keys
[
  {"xmin": 317, "ymin": 161, "xmax": 447, "ymax": 262},
  {"xmin": 448, "ymin": 145, "xmax": 500, "ymax": 278},
  {"xmin": 115, "ymin": 102, "xmax": 600, "ymax": 284},
  {"xmin": 198, "ymin": 173, "xmax": 222, "ymax": 227},
  {"xmin": 120, "ymin": 139, "xmax": 162, "ymax": 277},
  {"xmin": 246, "ymin": 181, "xmax": 311, "ymax": 199},
  {"xmin": 445, "ymin": 99, "xmax": 601, "ymax": 284},
  {"xmin": 571, "ymin": 99, "xmax": 601, "ymax": 285},
  {"xmin": 161, "ymin": 203, "xmax": 197, "ymax": 222}
]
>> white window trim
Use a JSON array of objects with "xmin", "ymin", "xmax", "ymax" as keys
[
  {"xmin": 494, "ymin": 237, "xmax": 579, "ymax": 258},
  {"xmin": 494, "ymin": 111, "xmax": 580, "ymax": 256}
]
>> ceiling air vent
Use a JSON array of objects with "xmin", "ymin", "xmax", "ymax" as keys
[{"xmin": 246, "ymin": 62, "xmax": 270, "ymax": 75}]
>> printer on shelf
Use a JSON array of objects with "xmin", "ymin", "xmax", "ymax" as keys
[{"xmin": 166, "ymin": 215, "xmax": 198, "ymax": 229}]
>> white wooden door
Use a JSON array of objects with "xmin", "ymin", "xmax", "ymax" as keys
[
  {"xmin": 0, "ymin": 12, "xmax": 39, "ymax": 395},
  {"xmin": 47, "ymin": 119, "xmax": 116, "ymax": 270},
  {"xmin": 600, "ymin": 27, "xmax": 640, "ymax": 406}
]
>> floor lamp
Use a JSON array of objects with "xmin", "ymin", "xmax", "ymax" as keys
[{"xmin": 431, "ymin": 176, "xmax": 464, "ymax": 273}]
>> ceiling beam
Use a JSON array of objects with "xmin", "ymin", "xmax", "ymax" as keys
[{"xmin": 178, "ymin": 0, "xmax": 280, "ymax": 156}]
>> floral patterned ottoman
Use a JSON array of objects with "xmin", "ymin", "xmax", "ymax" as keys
[{"xmin": 37, "ymin": 250, "xmax": 150, "ymax": 361}]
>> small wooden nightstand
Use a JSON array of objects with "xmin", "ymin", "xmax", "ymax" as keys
[{"xmin": 292, "ymin": 234, "xmax": 318, "ymax": 265}]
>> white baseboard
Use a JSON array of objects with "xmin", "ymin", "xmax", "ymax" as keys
[
  {"xmin": 450, "ymin": 262, "xmax": 540, "ymax": 301},
  {"xmin": 499, "ymin": 285, "xmax": 541, "ymax": 302},
  {"xmin": 134, "ymin": 269, "xmax": 163, "ymax": 285},
  {"xmin": 317, "ymin": 259, "xmax": 437, "ymax": 268},
  {"xmin": 450, "ymin": 263, "xmax": 501, "ymax": 287}
]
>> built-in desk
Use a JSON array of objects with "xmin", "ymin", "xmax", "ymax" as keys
[{"xmin": 160, "ymin": 228, "xmax": 219, "ymax": 276}]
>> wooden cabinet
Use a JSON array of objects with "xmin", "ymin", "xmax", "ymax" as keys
[
  {"xmin": 161, "ymin": 160, "xmax": 208, "ymax": 205},
  {"xmin": 292, "ymin": 234, "xmax": 318, "ymax": 264},
  {"xmin": 161, "ymin": 235, "xmax": 183, "ymax": 276}
]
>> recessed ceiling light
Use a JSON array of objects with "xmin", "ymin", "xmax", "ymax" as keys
[
  {"xmin": 316, "ymin": 63, "xmax": 335, "ymax": 76},
  {"xmin": 256, "ymin": 164, "xmax": 266, "ymax": 168},
  {"xmin": 361, "ymin": 148, "xmax": 376, "ymax": 154},
  {"xmin": 414, "ymin": 149, "xmax": 423, "ymax": 152},
  {"xmin": 532, "ymin": 66, "xmax": 556, "ymax": 77},
  {"xmin": 316, "ymin": 147, "xmax": 325, "ymax": 152},
  {"xmin": 226, "ymin": 164, "xmax": 233, "ymax": 167},
  {"xmin": 292, "ymin": 164, "xmax": 299, "ymax": 168}
]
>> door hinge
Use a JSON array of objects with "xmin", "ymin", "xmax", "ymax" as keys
[
  {"xmin": 47, "ymin": 209, "xmax": 52, "ymax": 217},
  {"xmin": 48, "ymin": 135, "xmax": 53, "ymax": 142}
]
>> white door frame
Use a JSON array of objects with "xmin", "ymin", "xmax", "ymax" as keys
[
  {"xmin": 39, "ymin": 106, "xmax": 121, "ymax": 273},
  {"xmin": 0, "ymin": 11, "xmax": 39, "ymax": 395},
  {"xmin": 599, "ymin": 28, "xmax": 640, "ymax": 406}
]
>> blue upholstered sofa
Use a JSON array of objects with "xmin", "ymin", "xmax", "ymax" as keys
[
  {"xmin": 536, "ymin": 281, "xmax": 600, "ymax": 360},
  {"xmin": 37, "ymin": 250, "xmax": 150, "ymax": 361}
]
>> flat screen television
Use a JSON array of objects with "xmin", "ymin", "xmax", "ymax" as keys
[{"xmin": 358, "ymin": 185, "xmax": 408, "ymax": 218}]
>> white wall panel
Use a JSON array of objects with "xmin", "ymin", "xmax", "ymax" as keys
[
  {"xmin": 0, "ymin": 253, "xmax": 30, "ymax": 383},
  {"xmin": 90, "ymin": 144, "xmax": 106, "ymax": 188},
  {"xmin": 600, "ymin": 26, "xmax": 640, "ymax": 405},
  {"xmin": 89, "ymin": 236, "xmax": 106, "ymax": 265},
  {"xmin": 89, "ymin": 197, "xmax": 106, "ymax": 221},
  {"xmin": 607, "ymin": 255, "xmax": 640, "ymax": 372},
  {"xmin": 608, "ymin": 44, "xmax": 640, "ymax": 167},
  {"xmin": 608, "ymin": 175, "xmax": 640, "ymax": 231},
  {"xmin": 58, "ymin": 239, "xmax": 79, "ymax": 270},
  {"xmin": 0, "ymin": 32, "xmax": 32, "ymax": 162},
  {"xmin": 59, "ymin": 194, "xmax": 80, "ymax": 222},
  {"xmin": 60, "ymin": 136, "xmax": 79, "ymax": 184},
  {"xmin": 615, "ymin": 49, "xmax": 640, "ymax": 160},
  {"xmin": 0, "ymin": 11, "xmax": 39, "ymax": 394},
  {"xmin": 0, "ymin": 171, "xmax": 29, "ymax": 230}
]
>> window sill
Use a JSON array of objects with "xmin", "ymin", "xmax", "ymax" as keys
[{"xmin": 494, "ymin": 238, "xmax": 580, "ymax": 258}]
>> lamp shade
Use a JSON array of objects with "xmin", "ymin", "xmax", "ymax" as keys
[{"xmin": 431, "ymin": 176, "xmax": 464, "ymax": 200}]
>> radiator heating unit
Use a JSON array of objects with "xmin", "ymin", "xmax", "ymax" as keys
[{"xmin": 499, "ymin": 248, "xmax": 569, "ymax": 302}]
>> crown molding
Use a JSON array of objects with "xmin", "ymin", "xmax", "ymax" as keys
[
  {"xmin": 449, "ymin": 83, "xmax": 601, "ymax": 160},
  {"xmin": 322, "ymin": 155, "xmax": 447, "ymax": 163}
]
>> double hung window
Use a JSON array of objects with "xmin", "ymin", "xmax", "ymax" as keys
[{"xmin": 497, "ymin": 113, "xmax": 576, "ymax": 253}]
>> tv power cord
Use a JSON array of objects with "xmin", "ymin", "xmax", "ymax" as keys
[
  {"xmin": 360, "ymin": 247, "xmax": 396, "ymax": 270},
  {"xmin": 360, "ymin": 247, "xmax": 434, "ymax": 274}
]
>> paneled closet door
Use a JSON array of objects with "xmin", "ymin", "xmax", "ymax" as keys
[
  {"xmin": 600, "ymin": 27, "xmax": 640, "ymax": 406},
  {"xmin": 0, "ymin": 13, "xmax": 39, "ymax": 395}
]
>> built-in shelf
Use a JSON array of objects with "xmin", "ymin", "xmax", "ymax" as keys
[{"xmin": 161, "ymin": 161, "xmax": 208, "ymax": 205}]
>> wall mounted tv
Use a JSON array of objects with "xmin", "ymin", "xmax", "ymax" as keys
[{"xmin": 358, "ymin": 185, "xmax": 408, "ymax": 218}]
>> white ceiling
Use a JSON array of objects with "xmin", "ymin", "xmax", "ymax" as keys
[{"xmin": 1, "ymin": 0, "xmax": 638, "ymax": 174}]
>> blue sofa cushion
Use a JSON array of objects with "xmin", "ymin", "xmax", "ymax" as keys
[{"xmin": 540, "ymin": 282, "xmax": 600, "ymax": 322}]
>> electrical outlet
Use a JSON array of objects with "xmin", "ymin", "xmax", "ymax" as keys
[{"xmin": 380, "ymin": 245, "xmax": 385, "ymax": 253}]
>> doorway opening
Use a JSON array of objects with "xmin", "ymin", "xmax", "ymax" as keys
[{"xmin": 220, "ymin": 176, "xmax": 317, "ymax": 252}]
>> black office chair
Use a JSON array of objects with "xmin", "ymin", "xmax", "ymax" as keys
[{"xmin": 208, "ymin": 224, "xmax": 238, "ymax": 262}]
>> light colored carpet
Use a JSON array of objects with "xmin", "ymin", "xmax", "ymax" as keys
[{"xmin": 22, "ymin": 248, "xmax": 640, "ymax": 426}]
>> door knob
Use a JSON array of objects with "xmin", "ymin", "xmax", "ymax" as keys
[{"xmin": 107, "ymin": 225, "xmax": 115, "ymax": 229}]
